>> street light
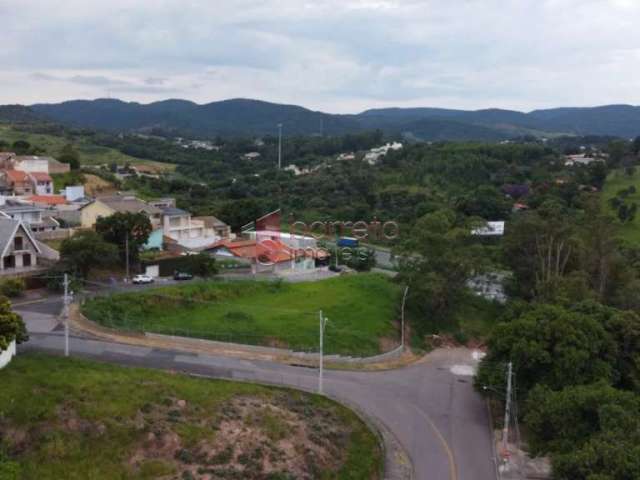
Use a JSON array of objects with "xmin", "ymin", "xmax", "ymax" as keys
[{"xmin": 277, "ymin": 123, "xmax": 283, "ymax": 170}]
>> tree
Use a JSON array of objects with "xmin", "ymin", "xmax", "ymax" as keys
[
  {"xmin": 60, "ymin": 230, "xmax": 119, "ymax": 278},
  {"xmin": 185, "ymin": 253, "xmax": 219, "ymax": 277},
  {"xmin": 11, "ymin": 140, "xmax": 30, "ymax": 155},
  {"xmin": 95, "ymin": 212, "xmax": 152, "ymax": 264},
  {"xmin": 475, "ymin": 303, "xmax": 616, "ymax": 398},
  {"xmin": 503, "ymin": 200, "xmax": 578, "ymax": 299},
  {"xmin": 525, "ymin": 382, "xmax": 640, "ymax": 480},
  {"xmin": 396, "ymin": 209, "xmax": 485, "ymax": 331},
  {"xmin": 58, "ymin": 144, "xmax": 80, "ymax": 170},
  {"xmin": 0, "ymin": 296, "xmax": 27, "ymax": 352}
]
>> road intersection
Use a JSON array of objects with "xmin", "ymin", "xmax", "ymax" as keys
[{"xmin": 13, "ymin": 295, "xmax": 497, "ymax": 480}]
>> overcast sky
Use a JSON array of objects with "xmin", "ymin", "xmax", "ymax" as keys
[{"xmin": 1, "ymin": 0, "xmax": 639, "ymax": 113}]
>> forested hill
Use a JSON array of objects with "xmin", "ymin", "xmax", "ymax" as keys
[{"xmin": 17, "ymin": 98, "xmax": 640, "ymax": 140}]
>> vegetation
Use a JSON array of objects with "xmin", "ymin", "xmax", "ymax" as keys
[
  {"xmin": 59, "ymin": 231, "xmax": 120, "ymax": 278},
  {"xmin": 0, "ymin": 278, "xmax": 25, "ymax": 298},
  {"xmin": 82, "ymin": 274, "xmax": 401, "ymax": 356},
  {"xmin": 0, "ymin": 297, "xmax": 27, "ymax": 351},
  {"xmin": 0, "ymin": 354, "xmax": 382, "ymax": 479},
  {"xmin": 0, "ymin": 124, "xmax": 174, "ymax": 170},
  {"xmin": 95, "ymin": 212, "xmax": 153, "ymax": 265}
]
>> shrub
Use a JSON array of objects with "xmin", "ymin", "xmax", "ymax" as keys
[{"xmin": 0, "ymin": 278, "xmax": 25, "ymax": 298}]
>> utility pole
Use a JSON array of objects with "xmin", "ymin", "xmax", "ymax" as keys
[
  {"xmin": 400, "ymin": 285, "xmax": 409, "ymax": 350},
  {"xmin": 502, "ymin": 361, "xmax": 513, "ymax": 456},
  {"xmin": 277, "ymin": 123, "xmax": 283, "ymax": 170},
  {"xmin": 125, "ymin": 233, "xmax": 130, "ymax": 282},
  {"xmin": 318, "ymin": 310, "xmax": 328, "ymax": 394},
  {"xmin": 63, "ymin": 273, "xmax": 70, "ymax": 357}
]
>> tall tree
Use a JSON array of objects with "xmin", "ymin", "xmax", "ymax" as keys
[
  {"xmin": 60, "ymin": 230, "xmax": 119, "ymax": 278},
  {"xmin": 95, "ymin": 212, "xmax": 152, "ymax": 264}
]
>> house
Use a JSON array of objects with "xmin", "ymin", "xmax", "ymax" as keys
[
  {"xmin": 161, "ymin": 207, "xmax": 221, "ymax": 250},
  {"xmin": 194, "ymin": 216, "xmax": 232, "ymax": 239},
  {"xmin": 363, "ymin": 142, "xmax": 403, "ymax": 165},
  {"xmin": 30, "ymin": 172, "xmax": 53, "ymax": 195},
  {"xmin": 0, "ymin": 152, "xmax": 16, "ymax": 169},
  {"xmin": 47, "ymin": 157, "xmax": 71, "ymax": 174},
  {"xmin": 206, "ymin": 238, "xmax": 318, "ymax": 274},
  {"xmin": 2, "ymin": 170, "xmax": 34, "ymax": 195},
  {"xmin": 78, "ymin": 194, "xmax": 163, "ymax": 229},
  {"xmin": 564, "ymin": 154, "xmax": 605, "ymax": 166},
  {"xmin": 59, "ymin": 185, "xmax": 85, "ymax": 202},
  {"xmin": 471, "ymin": 221, "xmax": 505, "ymax": 237},
  {"xmin": 0, "ymin": 218, "xmax": 42, "ymax": 273},
  {"xmin": 26, "ymin": 195, "xmax": 68, "ymax": 207},
  {"xmin": 0, "ymin": 202, "xmax": 60, "ymax": 233},
  {"xmin": 13, "ymin": 156, "xmax": 50, "ymax": 174}
]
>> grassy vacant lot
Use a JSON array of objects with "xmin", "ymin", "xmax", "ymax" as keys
[
  {"xmin": 82, "ymin": 274, "xmax": 401, "ymax": 356},
  {"xmin": 0, "ymin": 125, "xmax": 174, "ymax": 172},
  {"xmin": 602, "ymin": 168, "xmax": 640, "ymax": 244},
  {"xmin": 0, "ymin": 354, "xmax": 382, "ymax": 480}
]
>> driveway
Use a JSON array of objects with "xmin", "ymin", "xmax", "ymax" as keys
[{"xmin": 14, "ymin": 298, "xmax": 497, "ymax": 480}]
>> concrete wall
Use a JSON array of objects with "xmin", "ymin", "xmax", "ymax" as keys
[{"xmin": 0, "ymin": 340, "xmax": 16, "ymax": 369}]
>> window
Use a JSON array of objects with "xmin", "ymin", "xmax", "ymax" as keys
[{"xmin": 14, "ymin": 236, "xmax": 23, "ymax": 250}]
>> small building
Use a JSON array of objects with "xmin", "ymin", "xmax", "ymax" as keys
[
  {"xmin": 242, "ymin": 152, "xmax": 261, "ymax": 160},
  {"xmin": 30, "ymin": 172, "xmax": 53, "ymax": 195},
  {"xmin": 13, "ymin": 155, "xmax": 50, "ymax": 174},
  {"xmin": 59, "ymin": 185, "xmax": 85, "ymax": 202},
  {"xmin": 3, "ymin": 170, "xmax": 34, "ymax": 195},
  {"xmin": 471, "ymin": 221, "xmax": 505, "ymax": 237}
]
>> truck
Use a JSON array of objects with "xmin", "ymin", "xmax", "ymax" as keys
[{"xmin": 337, "ymin": 237, "xmax": 359, "ymax": 248}]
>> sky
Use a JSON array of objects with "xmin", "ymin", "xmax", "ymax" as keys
[{"xmin": 1, "ymin": 0, "xmax": 640, "ymax": 113}]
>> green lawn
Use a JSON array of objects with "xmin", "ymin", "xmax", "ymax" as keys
[
  {"xmin": 0, "ymin": 354, "xmax": 381, "ymax": 480},
  {"xmin": 0, "ymin": 125, "xmax": 174, "ymax": 171},
  {"xmin": 82, "ymin": 274, "xmax": 401, "ymax": 356},
  {"xmin": 602, "ymin": 168, "xmax": 640, "ymax": 244}
]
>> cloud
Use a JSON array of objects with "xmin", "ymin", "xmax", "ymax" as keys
[{"xmin": 2, "ymin": 0, "xmax": 640, "ymax": 112}]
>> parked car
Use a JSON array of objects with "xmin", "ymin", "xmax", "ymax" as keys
[
  {"xmin": 132, "ymin": 274, "xmax": 154, "ymax": 284},
  {"xmin": 173, "ymin": 271, "xmax": 194, "ymax": 281}
]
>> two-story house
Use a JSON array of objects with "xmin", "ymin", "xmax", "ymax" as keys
[
  {"xmin": 3, "ymin": 170, "xmax": 34, "ymax": 195},
  {"xmin": 0, "ymin": 202, "xmax": 60, "ymax": 233},
  {"xmin": 161, "ymin": 207, "xmax": 223, "ymax": 250},
  {"xmin": 0, "ymin": 218, "xmax": 41, "ymax": 272},
  {"xmin": 30, "ymin": 172, "xmax": 53, "ymax": 195}
]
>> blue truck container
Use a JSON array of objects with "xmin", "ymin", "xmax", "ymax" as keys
[{"xmin": 337, "ymin": 237, "xmax": 359, "ymax": 248}]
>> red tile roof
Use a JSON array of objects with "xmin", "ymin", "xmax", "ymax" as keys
[
  {"xmin": 27, "ymin": 195, "xmax": 67, "ymax": 205},
  {"xmin": 30, "ymin": 172, "xmax": 52, "ymax": 182},
  {"xmin": 208, "ymin": 238, "xmax": 295, "ymax": 263},
  {"xmin": 5, "ymin": 170, "xmax": 29, "ymax": 183}
]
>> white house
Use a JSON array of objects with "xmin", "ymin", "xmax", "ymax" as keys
[
  {"xmin": 161, "ymin": 207, "xmax": 221, "ymax": 250},
  {"xmin": 471, "ymin": 221, "xmax": 505, "ymax": 237}
]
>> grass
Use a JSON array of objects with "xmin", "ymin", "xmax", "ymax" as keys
[
  {"xmin": 82, "ymin": 274, "xmax": 402, "ymax": 356},
  {"xmin": 602, "ymin": 168, "xmax": 640, "ymax": 244},
  {"xmin": 0, "ymin": 125, "xmax": 175, "ymax": 172},
  {"xmin": 0, "ymin": 354, "xmax": 382, "ymax": 479}
]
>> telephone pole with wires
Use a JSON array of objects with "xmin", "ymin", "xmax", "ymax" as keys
[
  {"xmin": 318, "ymin": 310, "xmax": 328, "ymax": 394},
  {"xmin": 502, "ymin": 361, "xmax": 513, "ymax": 457},
  {"xmin": 63, "ymin": 273, "xmax": 71, "ymax": 357}
]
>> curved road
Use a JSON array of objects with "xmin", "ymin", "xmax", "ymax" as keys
[{"xmin": 14, "ymin": 296, "xmax": 497, "ymax": 480}]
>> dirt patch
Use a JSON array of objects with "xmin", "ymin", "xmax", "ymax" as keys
[
  {"xmin": 378, "ymin": 335, "xmax": 400, "ymax": 353},
  {"xmin": 128, "ymin": 394, "xmax": 352, "ymax": 479},
  {"xmin": 83, "ymin": 173, "xmax": 116, "ymax": 196}
]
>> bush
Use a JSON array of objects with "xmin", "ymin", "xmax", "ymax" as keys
[{"xmin": 0, "ymin": 278, "xmax": 25, "ymax": 298}]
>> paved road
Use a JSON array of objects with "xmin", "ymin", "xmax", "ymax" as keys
[{"xmin": 14, "ymin": 297, "xmax": 497, "ymax": 480}]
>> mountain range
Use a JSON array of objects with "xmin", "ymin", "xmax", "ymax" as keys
[{"xmin": 2, "ymin": 98, "xmax": 640, "ymax": 140}]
